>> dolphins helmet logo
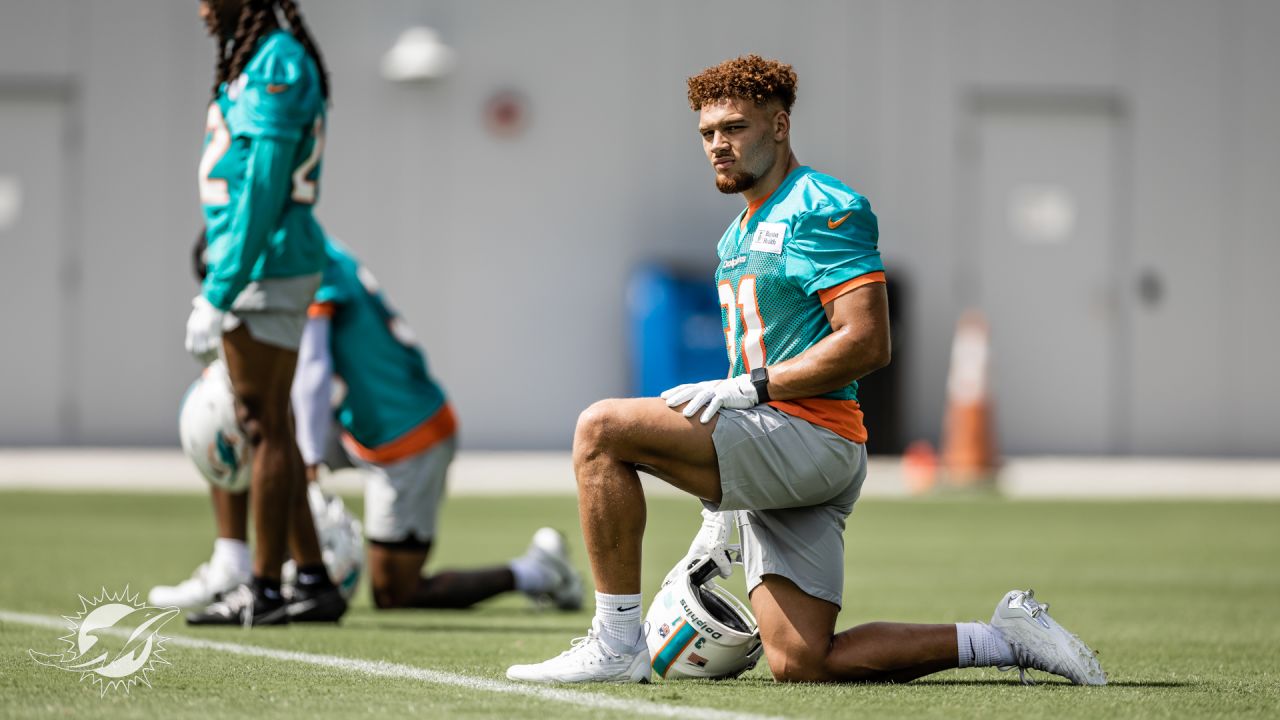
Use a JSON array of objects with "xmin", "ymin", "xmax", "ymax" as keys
[
  {"xmin": 29, "ymin": 587, "xmax": 178, "ymax": 695},
  {"xmin": 208, "ymin": 430, "xmax": 243, "ymax": 479}
]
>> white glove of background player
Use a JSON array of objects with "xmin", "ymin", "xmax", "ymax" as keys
[
  {"xmin": 661, "ymin": 508, "xmax": 737, "ymax": 588},
  {"xmin": 185, "ymin": 295, "xmax": 225, "ymax": 364},
  {"xmin": 661, "ymin": 373, "xmax": 759, "ymax": 423}
]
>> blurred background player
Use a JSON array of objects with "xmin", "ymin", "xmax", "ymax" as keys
[
  {"xmin": 153, "ymin": 233, "xmax": 582, "ymax": 613},
  {"xmin": 183, "ymin": 0, "xmax": 340, "ymax": 625},
  {"xmin": 293, "ymin": 236, "xmax": 581, "ymax": 610}
]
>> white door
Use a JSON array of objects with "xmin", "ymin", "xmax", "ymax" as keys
[
  {"xmin": 970, "ymin": 97, "xmax": 1124, "ymax": 454},
  {"xmin": 0, "ymin": 94, "xmax": 71, "ymax": 443}
]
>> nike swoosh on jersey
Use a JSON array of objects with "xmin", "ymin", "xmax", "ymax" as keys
[
  {"xmin": 266, "ymin": 83, "xmax": 290, "ymax": 94},
  {"xmin": 827, "ymin": 212, "xmax": 853, "ymax": 230}
]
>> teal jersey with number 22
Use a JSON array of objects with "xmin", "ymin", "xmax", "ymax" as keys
[{"xmin": 198, "ymin": 30, "xmax": 327, "ymax": 310}]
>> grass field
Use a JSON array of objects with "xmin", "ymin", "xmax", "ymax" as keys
[{"xmin": 1, "ymin": 490, "xmax": 1277, "ymax": 719}]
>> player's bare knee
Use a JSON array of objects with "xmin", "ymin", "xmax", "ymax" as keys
[
  {"xmin": 371, "ymin": 585, "xmax": 401, "ymax": 609},
  {"xmin": 237, "ymin": 396, "xmax": 294, "ymax": 448},
  {"xmin": 573, "ymin": 400, "xmax": 621, "ymax": 463},
  {"xmin": 773, "ymin": 663, "xmax": 832, "ymax": 683},
  {"xmin": 369, "ymin": 570, "xmax": 413, "ymax": 609},
  {"xmin": 762, "ymin": 635, "xmax": 834, "ymax": 681},
  {"xmin": 768, "ymin": 648, "xmax": 832, "ymax": 683},
  {"xmin": 235, "ymin": 403, "xmax": 265, "ymax": 446}
]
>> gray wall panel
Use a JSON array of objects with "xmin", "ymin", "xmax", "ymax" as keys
[
  {"xmin": 0, "ymin": 0, "xmax": 73, "ymax": 79},
  {"xmin": 1127, "ymin": 0, "xmax": 1228, "ymax": 453},
  {"xmin": 0, "ymin": 0, "xmax": 1275, "ymax": 454},
  {"xmin": 1222, "ymin": 0, "xmax": 1280, "ymax": 454}
]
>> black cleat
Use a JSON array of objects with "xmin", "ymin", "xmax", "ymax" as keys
[
  {"xmin": 285, "ymin": 582, "xmax": 347, "ymax": 623},
  {"xmin": 187, "ymin": 584, "xmax": 290, "ymax": 627}
]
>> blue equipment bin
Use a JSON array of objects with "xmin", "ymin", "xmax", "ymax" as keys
[{"xmin": 627, "ymin": 264, "xmax": 728, "ymax": 397}]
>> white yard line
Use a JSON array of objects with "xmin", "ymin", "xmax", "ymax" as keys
[{"xmin": 1, "ymin": 609, "xmax": 785, "ymax": 720}]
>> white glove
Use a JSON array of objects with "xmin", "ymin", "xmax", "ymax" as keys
[
  {"xmin": 661, "ymin": 373, "xmax": 758, "ymax": 423},
  {"xmin": 185, "ymin": 295, "xmax": 225, "ymax": 364},
  {"xmin": 660, "ymin": 379, "xmax": 718, "ymax": 407},
  {"xmin": 661, "ymin": 509, "xmax": 737, "ymax": 587}
]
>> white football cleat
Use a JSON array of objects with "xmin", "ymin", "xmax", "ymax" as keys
[
  {"xmin": 990, "ymin": 589, "xmax": 1107, "ymax": 686},
  {"xmin": 521, "ymin": 527, "xmax": 584, "ymax": 611},
  {"xmin": 148, "ymin": 559, "xmax": 249, "ymax": 608},
  {"xmin": 506, "ymin": 620, "xmax": 650, "ymax": 683}
]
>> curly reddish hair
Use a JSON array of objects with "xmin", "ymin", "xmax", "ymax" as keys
[{"xmin": 687, "ymin": 55, "xmax": 798, "ymax": 113}]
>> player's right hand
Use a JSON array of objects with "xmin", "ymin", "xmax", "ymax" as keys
[{"xmin": 185, "ymin": 295, "xmax": 225, "ymax": 364}]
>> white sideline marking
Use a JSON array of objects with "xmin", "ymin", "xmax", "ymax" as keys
[{"xmin": 2, "ymin": 610, "xmax": 785, "ymax": 720}]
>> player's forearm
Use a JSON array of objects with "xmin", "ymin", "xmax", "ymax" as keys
[
  {"xmin": 202, "ymin": 138, "xmax": 299, "ymax": 309},
  {"xmin": 291, "ymin": 317, "xmax": 334, "ymax": 466},
  {"xmin": 764, "ymin": 325, "xmax": 890, "ymax": 401},
  {"xmin": 292, "ymin": 373, "xmax": 332, "ymax": 466}
]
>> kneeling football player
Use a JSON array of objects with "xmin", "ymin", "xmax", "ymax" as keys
[
  {"xmin": 506, "ymin": 55, "xmax": 1104, "ymax": 685},
  {"xmin": 291, "ymin": 236, "xmax": 582, "ymax": 610}
]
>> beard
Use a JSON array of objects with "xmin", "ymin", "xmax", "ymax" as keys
[
  {"xmin": 713, "ymin": 137, "xmax": 773, "ymax": 194},
  {"xmin": 715, "ymin": 169, "xmax": 758, "ymax": 194}
]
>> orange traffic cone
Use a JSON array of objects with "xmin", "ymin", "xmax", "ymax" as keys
[
  {"xmin": 940, "ymin": 310, "xmax": 999, "ymax": 487},
  {"xmin": 901, "ymin": 440, "xmax": 939, "ymax": 495}
]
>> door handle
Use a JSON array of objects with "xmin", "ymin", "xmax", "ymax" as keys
[{"xmin": 1137, "ymin": 269, "xmax": 1163, "ymax": 308}]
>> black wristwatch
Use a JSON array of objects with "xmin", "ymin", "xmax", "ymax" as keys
[{"xmin": 750, "ymin": 366, "xmax": 771, "ymax": 403}]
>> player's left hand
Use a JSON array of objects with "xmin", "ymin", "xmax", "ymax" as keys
[
  {"xmin": 661, "ymin": 374, "xmax": 758, "ymax": 423},
  {"xmin": 185, "ymin": 295, "xmax": 225, "ymax": 364},
  {"xmin": 660, "ymin": 509, "xmax": 737, "ymax": 588}
]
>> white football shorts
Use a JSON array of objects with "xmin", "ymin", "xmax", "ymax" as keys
[
  {"xmin": 223, "ymin": 273, "xmax": 322, "ymax": 351},
  {"xmin": 353, "ymin": 436, "xmax": 456, "ymax": 547}
]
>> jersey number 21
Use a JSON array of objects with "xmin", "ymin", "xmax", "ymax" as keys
[{"xmin": 719, "ymin": 275, "xmax": 767, "ymax": 371}]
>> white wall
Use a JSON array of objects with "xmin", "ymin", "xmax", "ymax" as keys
[{"xmin": 0, "ymin": 0, "xmax": 1276, "ymax": 454}]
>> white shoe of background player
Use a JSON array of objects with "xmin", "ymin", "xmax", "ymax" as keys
[
  {"xmin": 519, "ymin": 527, "xmax": 584, "ymax": 611},
  {"xmin": 990, "ymin": 588, "xmax": 1107, "ymax": 685},
  {"xmin": 506, "ymin": 619, "xmax": 650, "ymax": 683},
  {"xmin": 148, "ymin": 558, "xmax": 249, "ymax": 608}
]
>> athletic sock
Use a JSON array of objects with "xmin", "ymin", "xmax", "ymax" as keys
[
  {"xmin": 252, "ymin": 576, "xmax": 283, "ymax": 604},
  {"xmin": 509, "ymin": 555, "xmax": 556, "ymax": 594},
  {"xmin": 594, "ymin": 592, "xmax": 644, "ymax": 652},
  {"xmin": 296, "ymin": 563, "xmax": 334, "ymax": 589},
  {"xmin": 212, "ymin": 538, "xmax": 250, "ymax": 577},
  {"xmin": 956, "ymin": 622, "xmax": 1016, "ymax": 667}
]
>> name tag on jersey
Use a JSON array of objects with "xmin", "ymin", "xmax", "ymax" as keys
[{"xmin": 750, "ymin": 222, "xmax": 786, "ymax": 255}]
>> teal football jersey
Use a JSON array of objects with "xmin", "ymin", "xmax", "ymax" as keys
[
  {"xmin": 714, "ymin": 166, "xmax": 885, "ymax": 442},
  {"xmin": 311, "ymin": 239, "xmax": 452, "ymax": 456},
  {"xmin": 198, "ymin": 30, "xmax": 327, "ymax": 310}
]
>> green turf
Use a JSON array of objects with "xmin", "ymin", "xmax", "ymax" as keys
[{"xmin": 1, "ymin": 490, "xmax": 1277, "ymax": 719}]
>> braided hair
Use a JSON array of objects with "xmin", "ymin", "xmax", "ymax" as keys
[
  {"xmin": 275, "ymin": 0, "xmax": 330, "ymax": 100},
  {"xmin": 210, "ymin": 0, "xmax": 330, "ymax": 101}
]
